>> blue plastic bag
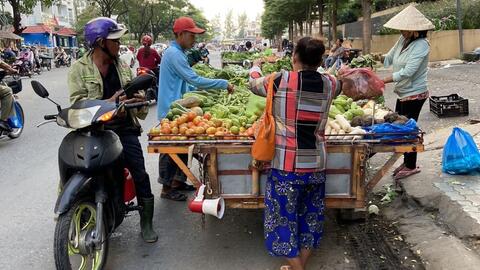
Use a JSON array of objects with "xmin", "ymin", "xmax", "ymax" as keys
[
  {"xmin": 364, "ymin": 119, "xmax": 419, "ymax": 140},
  {"xmin": 442, "ymin": 127, "xmax": 480, "ymax": 174}
]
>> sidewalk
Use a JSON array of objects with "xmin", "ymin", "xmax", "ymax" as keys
[{"xmin": 375, "ymin": 123, "xmax": 480, "ymax": 269}]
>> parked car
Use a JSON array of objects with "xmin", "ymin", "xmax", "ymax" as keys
[{"xmin": 119, "ymin": 45, "xmax": 135, "ymax": 67}]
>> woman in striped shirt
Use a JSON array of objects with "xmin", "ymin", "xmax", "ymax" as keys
[{"xmin": 249, "ymin": 37, "xmax": 340, "ymax": 270}]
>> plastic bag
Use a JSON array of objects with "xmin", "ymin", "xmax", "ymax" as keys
[
  {"xmin": 442, "ymin": 127, "xmax": 480, "ymax": 175},
  {"xmin": 338, "ymin": 66, "xmax": 385, "ymax": 100},
  {"xmin": 363, "ymin": 119, "xmax": 418, "ymax": 140}
]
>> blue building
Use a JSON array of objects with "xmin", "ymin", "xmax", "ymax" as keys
[{"xmin": 21, "ymin": 25, "xmax": 76, "ymax": 48}]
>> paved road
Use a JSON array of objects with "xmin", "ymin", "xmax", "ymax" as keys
[
  {"xmin": 0, "ymin": 52, "xmax": 354, "ymax": 270},
  {"xmin": 2, "ymin": 52, "xmax": 476, "ymax": 269}
]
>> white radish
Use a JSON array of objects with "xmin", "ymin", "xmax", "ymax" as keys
[{"xmin": 335, "ymin": 115, "xmax": 352, "ymax": 133}]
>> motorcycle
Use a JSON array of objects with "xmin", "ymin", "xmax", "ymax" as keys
[
  {"xmin": 54, "ymin": 54, "xmax": 72, "ymax": 68},
  {"xmin": 31, "ymin": 74, "xmax": 154, "ymax": 269},
  {"xmin": 136, "ymin": 67, "xmax": 158, "ymax": 103},
  {"xmin": 0, "ymin": 70, "xmax": 24, "ymax": 139},
  {"xmin": 12, "ymin": 58, "xmax": 33, "ymax": 78},
  {"xmin": 40, "ymin": 54, "xmax": 53, "ymax": 71}
]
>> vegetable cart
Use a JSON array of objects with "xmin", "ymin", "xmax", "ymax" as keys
[{"xmin": 147, "ymin": 133, "xmax": 424, "ymax": 211}]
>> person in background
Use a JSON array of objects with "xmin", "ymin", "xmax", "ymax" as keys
[
  {"xmin": 382, "ymin": 5, "xmax": 434, "ymax": 181},
  {"xmin": 245, "ymin": 41, "xmax": 254, "ymax": 52},
  {"xmin": 249, "ymin": 37, "xmax": 340, "ymax": 270},
  {"xmin": 198, "ymin": 42, "xmax": 210, "ymax": 64},
  {"xmin": 157, "ymin": 16, "xmax": 234, "ymax": 201},
  {"xmin": 137, "ymin": 35, "xmax": 161, "ymax": 77},
  {"xmin": 324, "ymin": 38, "xmax": 345, "ymax": 68},
  {"xmin": 68, "ymin": 17, "xmax": 158, "ymax": 243}
]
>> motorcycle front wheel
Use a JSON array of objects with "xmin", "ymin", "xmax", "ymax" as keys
[
  {"xmin": 54, "ymin": 200, "xmax": 108, "ymax": 270},
  {"xmin": 8, "ymin": 102, "xmax": 24, "ymax": 139}
]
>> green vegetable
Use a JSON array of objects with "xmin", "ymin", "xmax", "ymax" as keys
[{"xmin": 335, "ymin": 104, "xmax": 346, "ymax": 113}]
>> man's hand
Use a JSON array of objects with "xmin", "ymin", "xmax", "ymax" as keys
[
  {"xmin": 119, "ymin": 92, "xmax": 146, "ymax": 104},
  {"xmin": 227, "ymin": 84, "xmax": 235, "ymax": 94},
  {"xmin": 8, "ymin": 68, "xmax": 18, "ymax": 74},
  {"xmin": 106, "ymin": 90, "xmax": 125, "ymax": 103}
]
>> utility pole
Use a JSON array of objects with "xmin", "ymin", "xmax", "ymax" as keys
[{"xmin": 456, "ymin": 0, "xmax": 464, "ymax": 56}]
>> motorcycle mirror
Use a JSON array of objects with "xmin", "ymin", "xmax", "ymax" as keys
[
  {"xmin": 31, "ymin": 80, "xmax": 50, "ymax": 98},
  {"xmin": 124, "ymin": 74, "xmax": 154, "ymax": 99}
]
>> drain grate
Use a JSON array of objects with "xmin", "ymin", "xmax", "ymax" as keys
[{"xmin": 342, "ymin": 221, "xmax": 410, "ymax": 270}]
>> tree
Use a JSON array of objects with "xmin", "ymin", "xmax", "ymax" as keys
[
  {"xmin": 316, "ymin": 0, "xmax": 324, "ymax": 36},
  {"xmin": 362, "ymin": 0, "xmax": 372, "ymax": 53},
  {"xmin": 74, "ymin": 5, "xmax": 101, "ymax": 45},
  {"xmin": 236, "ymin": 12, "xmax": 248, "ymax": 39},
  {"xmin": 7, "ymin": 0, "xmax": 53, "ymax": 34},
  {"xmin": 224, "ymin": 10, "xmax": 234, "ymax": 39},
  {"xmin": 89, "ymin": 0, "xmax": 124, "ymax": 18}
]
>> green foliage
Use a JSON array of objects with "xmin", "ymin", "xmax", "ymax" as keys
[
  {"xmin": 0, "ymin": 11, "xmax": 13, "ymax": 27},
  {"xmin": 74, "ymin": 5, "xmax": 100, "ymax": 45},
  {"xmin": 224, "ymin": 10, "xmax": 235, "ymax": 39},
  {"xmin": 418, "ymin": 0, "xmax": 480, "ymax": 30},
  {"xmin": 8, "ymin": 0, "xmax": 53, "ymax": 33},
  {"xmin": 237, "ymin": 12, "xmax": 248, "ymax": 39}
]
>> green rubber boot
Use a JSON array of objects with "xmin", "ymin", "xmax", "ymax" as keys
[{"xmin": 138, "ymin": 196, "xmax": 158, "ymax": 243}]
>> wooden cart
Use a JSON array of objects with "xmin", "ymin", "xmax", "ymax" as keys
[{"xmin": 148, "ymin": 135, "xmax": 424, "ymax": 210}]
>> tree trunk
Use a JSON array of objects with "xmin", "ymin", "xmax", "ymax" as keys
[
  {"xmin": 331, "ymin": 0, "xmax": 338, "ymax": 42},
  {"xmin": 9, "ymin": 0, "xmax": 23, "ymax": 34},
  {"xmin": 317, "ymin": 0, "xmax": 324, "ymax": 36},
  {"xmin": 293, "ymin": 22, "xmax": 298, "ymax": 39},
  {"xmin": 362, "ymin": 0, "xmax": 372, "ymax": 54},
  {"xmin": 299, "ymin": 22, "xmax": 303, "ymax": 36},
  {"xmin": 288, "ymin": 21, "xmax": 293, "ymax": 41}
]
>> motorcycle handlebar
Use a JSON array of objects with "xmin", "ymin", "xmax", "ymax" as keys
[
  {"xmin": 44, "ymin": 114, "xmax": 57, "ymax": 120},
  {"xmin": 124, "ymin": 101, "xmax": 149, "ymax": 109}
]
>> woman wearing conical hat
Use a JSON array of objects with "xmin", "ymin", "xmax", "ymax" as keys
[{"xmin": 382, "ymin": 5, "xmax": 434, "ymax": 180}]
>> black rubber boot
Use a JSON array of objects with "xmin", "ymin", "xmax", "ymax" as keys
[{"xmin": 138, "ymin": 196, "xmax": 158, "ymax": 243}]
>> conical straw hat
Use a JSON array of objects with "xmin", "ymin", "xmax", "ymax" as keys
[{"xmin": 384, "ymin": 5, "xmax": 434, "ymax": 31}]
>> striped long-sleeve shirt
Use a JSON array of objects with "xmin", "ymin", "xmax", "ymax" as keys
[{"xmin": 249, "ymin": 67, "xmax": 340, "ymax": 172}]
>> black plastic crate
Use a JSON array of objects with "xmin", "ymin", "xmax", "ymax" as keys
[{"xmin": 429, "ymin": 94, "xmax": 468, "ymax": 117}]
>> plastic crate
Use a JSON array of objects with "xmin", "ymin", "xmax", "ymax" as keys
[{"xmin": 429, "ymin": 94, "xmax": 468, "ymax": 117}]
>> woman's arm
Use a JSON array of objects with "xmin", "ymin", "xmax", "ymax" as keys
[{"xmin": 248, "ymin": 64, "xmax": 280, "ymax": 97}]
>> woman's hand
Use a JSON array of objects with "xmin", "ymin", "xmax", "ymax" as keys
[
  {"xmin": 227, "ymin": 83, "xmax": 235, "ymax": 94},
  {"xmin": 383, "ymin": 75, "xmax": 393, "ymax": 84}
]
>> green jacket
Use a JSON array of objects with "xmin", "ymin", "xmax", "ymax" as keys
[{"xmin": 67, "ymin": 53, "xmax": 148, "ymax": 128}]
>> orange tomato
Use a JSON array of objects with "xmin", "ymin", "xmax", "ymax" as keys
[
  {"xmin": 185, "ymin": 128, "xmax": 195, "ymax": 136},
  {"xmin": 193, "ymin": 116, "xmax": 203, "ymax": 126},
  {"xmin": 214, "ymin": 131, "xmax": 225, "ymax": 136},
  {"xmin": 187, "ymin": 121, "xmax": 195, "ymax": 129},
  {"xmin": 179, "ymin": 123, "xmax": 188, "ymax": 129},
  {"xmin": 169, "ymin": 121, "xmax": 178, "ymax": 129},
  {"xmin": 206, "ymin": 127, "xmax": 217, "ymax": 135},
  {"xmin": 187, "ymin": 111, "xmax": 197, "ymax": 121},
  {"xmin": 171, "ymin": 127, "xmax": 179, "ymax": 135},
  {"xmin": 247, "ymin": 127, "xmax": 254, "ymax": 136},
  {"xmin": 194, "ymin": 126, "xmax": 206, "ymax": 135},
  {"xmin": 212, "ymin": 119, "xmax": 223, "ymax": 127},
  {"xmin": 160, "ymin": 126, "xmax": 171, "ymax": 135},
  {"xmin": 161, "ymin": 122, "xmax": 170, "ymax": 129},
  {"xmin": 203, "ymin": 112, "xmax": 212, "ymax": 120},
  {"xmin": 179, "ymin": 126, "xmax": 188, "ymax": 135},
  {"xmin": 160, "ymin": 118, "xmax": 170, "ymax": 125}
]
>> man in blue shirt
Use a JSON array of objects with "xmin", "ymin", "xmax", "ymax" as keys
[{"xmin": 157, "ymin": 16, "xmax": 234, "ymax": 201}]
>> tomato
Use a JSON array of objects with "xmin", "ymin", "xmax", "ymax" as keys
[
  {"xmin": 160, "ymin": 118, "xmax": 170, "ymax": 125},
  {"xmin": 176, "ymin": 115, "xmax": 188, "ymax": 125},
  {"xmin": 179, "ymin": 126, "xmax": 188, "ymax": 135},
  {"xmin": 206, "ymin": 127, "xmax": 217, "ymax": 135},
  {"xmin": 171, "ymin": 127, "xmax": 179, "ymax": 135},
  {"xmin": 193, "ymin": 116, "xmax": 203, "ymax": 126},
  {"xmin": 247, "ymin": 127, "xmax": 254, "ymax": 137},
  {"xmin": 185, "ymin": 128, "xmax": 195, "ymax": 136},
  {"xmin": 160, "ymin": 126, "xmax": 171, "ymax": 135},
  {"xmin": 187, "ymin": 121, "xmax": 195, "ymax": 128},
  {"xmin": 203, "ymin": 112, "xmax": 212, "ymax": 120},
  {"xmin": 169, "ymin": 121, "xmax": 178, "ymax": 129},
  {"xmin": 194, "ymin": 126, "xmax": 206, "ymax": 135},
  {"xmin": 187, "ymin": 111, "xmax": 197, "ymax": 121}
]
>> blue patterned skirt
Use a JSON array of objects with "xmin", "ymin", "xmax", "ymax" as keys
[{"xmin": 264, "ymin": 168, "xmax": 326, "ymax": 258}]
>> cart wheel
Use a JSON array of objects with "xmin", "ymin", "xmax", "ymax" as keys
[{"xmin": 47, "ymin": 64, "xmax": 51, "ymax": 71}]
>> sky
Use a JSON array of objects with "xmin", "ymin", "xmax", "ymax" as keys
[{"xmin": 189, "ymin": 0, "xmax": 264, "ymax": 22}]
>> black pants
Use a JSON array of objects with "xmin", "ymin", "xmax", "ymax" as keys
[
  {"xmin": 158, "ymin": 153, "xmax": 187, "ymax": 187},
  {"xmin": 395, "ymin": 98, "xmax": 426, "ymax": 169},
  {"xmin": 118, "ymin": 134, "xmax": 153, "ymax": 198}
]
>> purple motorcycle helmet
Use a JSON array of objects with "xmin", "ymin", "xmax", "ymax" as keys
[{"xmin": 84, "ymin": 17, "xmax": 128, "ymax": 47}]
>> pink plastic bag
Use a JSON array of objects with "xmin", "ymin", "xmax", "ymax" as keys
[{"xmin": 338, "ymin": 66, "xmax": 385, "ymax": 100}]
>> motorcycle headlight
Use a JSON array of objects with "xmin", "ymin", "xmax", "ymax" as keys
[{"xmin": 67, "ymin": 106, "xmax": 100, "ymax": 129}]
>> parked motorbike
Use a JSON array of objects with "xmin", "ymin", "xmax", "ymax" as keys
[
  {"xmin": 0, "ymin": 70, "xmax": 24, "ymax": 139},
  {"xmin": 12, "ymin": 58, "xmax": 32, "ymax": 78},
  {"xmin": 31, "ymin": 73, "xmax": 153, "ymax": 270},
  {"xmin": 54, "ymin": 54, "xmax": 71, "ymax": 68},
  {"xmin": 136, "ymin": 67, "xmax": 158, "ymax": 103}
]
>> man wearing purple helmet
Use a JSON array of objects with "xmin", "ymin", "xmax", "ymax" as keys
[{"xmin": 67, "ymin": 17, "xmax": 158, "ymax": 243}]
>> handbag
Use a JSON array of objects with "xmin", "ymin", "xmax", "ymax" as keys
[{"xmin": 251, "ymin": 75, "xmax": 276, "ymax": 162}]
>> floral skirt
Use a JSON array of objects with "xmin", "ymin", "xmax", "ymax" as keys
[{"xmin": 264, "ymin": 168, "xmax": 326, "ymax": 258}]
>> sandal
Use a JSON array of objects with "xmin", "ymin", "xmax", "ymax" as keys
[
  {"xmin": 161, "ymin": 189, "xmax": 187, "ymax": 201},
  {"xmin": 392, "ymin": 163, "xmax": 406, "ymax": 176},
  {"xmin": 172, "ymin": 181, "xmax": 196, "ymax": 191},
  {"xmin": 394, "ymin": 167, "xmax": 421, "ymax": 181}
]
